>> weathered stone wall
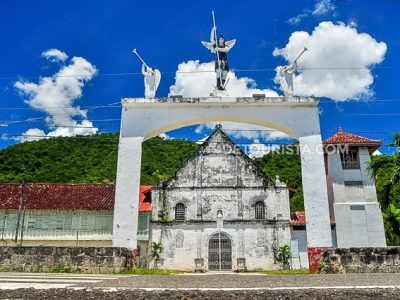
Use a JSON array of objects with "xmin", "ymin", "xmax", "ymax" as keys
[
  {"xmin": 0, "ymin": 246, "xmax": 132, "ymax": 273},
  {"xmin": 320, "ymin": 247, "xmax": 400, "ymax": 273},
  {"xmin": 151, "ymin": 222, "xmax": 291, "ymax": 271}
]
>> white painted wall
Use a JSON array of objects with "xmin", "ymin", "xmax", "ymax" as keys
[{"xmin": 326, "ymin": 146, "xmax": 386, "ymax": 247}]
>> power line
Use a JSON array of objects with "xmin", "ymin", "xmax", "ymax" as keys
[
  {"xmin": 2, "ymin": 134, "xmax": 398, "ymax": 149},
  {"xmin": 0, "ymin": 97, "xmax": 400, "ymax": 113},
  {"xmin": 1, "ymin": 65, "xmax": 400, "ymax": 81},
  {"xmin": 1, "ymin": 119, "xmax": 399, "ymax": 135},
  {"xmin": 0, "ymin": 102, "xmax": 121, "ymax": 112}
]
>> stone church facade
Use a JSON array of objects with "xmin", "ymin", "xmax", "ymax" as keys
[{"xmin": 150, "ymin": 125, "xmax": 291, "ymax": 271}]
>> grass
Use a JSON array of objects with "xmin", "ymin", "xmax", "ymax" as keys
[
  {"xmin": 49, "ymin": 266, "xmax": 81, "ymax": 273},
  {"xmin": 256, "ymin": 269, "xmax": 310, "ymax": 275},
  {"xmin": 117, "ymin": 267, "xmax": 185, "ymax": 275}
]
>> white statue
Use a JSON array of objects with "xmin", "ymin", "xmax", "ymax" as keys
[
  {"xmin": 202, "ymin": 11, "xmax": 236, "ymax": 91},
  {"xmin": 278, "ymin": 47, "xmax": 307, "ymax": 97},
  {"xmin": 141, "ymin": 64, "xmax": 161, "ymax": 99},
  {"xmin": 133, "ymin": 49, "xmax": 161, "ymax": 99},
  {"xmin": 279, "ymin": 62, "xmax": 297, "ymax": 97}
]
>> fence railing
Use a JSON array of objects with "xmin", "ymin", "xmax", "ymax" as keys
[{"xmin": 342, "ymin": 160, "xmax": 360, "ymax": 169}]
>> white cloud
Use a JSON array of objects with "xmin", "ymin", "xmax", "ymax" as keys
[
  {"xmin": 15, "ymin": 51, "xmax": 98, "ymax": 142},
  {"xmin": 42, "ymin": 48, "xmax": 68, "ymax": 62},
  {"xmin": 372, "ymin": 149, "xmax": 382, "ymax": 156},
  {"xmin": 287, "ymin": 13, "xmax": 309, "ymax": 25},
  {"xmin": 195, "ymin": 122, "xmax": 291, "ymax": 142},
  {"xmin": 287, "ymin": 0, "xmax": 336, "ymax": 25},
  {"xmin": 247, "ymin": 139, "xmax": 280, "ymax": 158},
  {"xmin": 159, "ymin": 133, "xmax": 174, "ymax": 140},
  {"xmin": 312, "ymin": 0, "xmax": 336, "ymax": 16},
  {"xmin": 19, "ymin": 128, "xmax": 47, "ymax": 142},
  {"xmin": 196, "ymin": 136, "xmax": 209, "ymax": 144},
  {"xmin": 273, "ymin": 21, "xmax": 387, "ymax": 101},
  {"xmin": 169, "ymin": 60, "xmax": 278, "ymax": 98}
]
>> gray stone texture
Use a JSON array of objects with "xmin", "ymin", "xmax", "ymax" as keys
[
  {"xmin": 320, "ymin": 247, "xmax": 400, "ymax": 273},
  {"xmin": 0, "ymin": 246, "xmax": 132, "ymax": 273}
]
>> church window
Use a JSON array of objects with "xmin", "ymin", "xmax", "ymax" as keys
[
  {"xmin": 175, "ymin": 203, "xmax": 186, "ymax": 221},
  {"xmin": 255, "ymin": 201, "xmax": 265, "ymax": 220}
]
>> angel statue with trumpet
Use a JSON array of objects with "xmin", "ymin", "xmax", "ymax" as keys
[
  {"xmin": 278, "ymin": 47, "xmax": 308, "ymax": 97},
  {"xmin": 132, "ymin": 48, "xmax": 161, "ymax": 99}
]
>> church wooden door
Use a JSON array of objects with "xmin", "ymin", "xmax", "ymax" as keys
[{"xmin": 208, "ymin": 232, "xmax": 232, "ymax": 271}]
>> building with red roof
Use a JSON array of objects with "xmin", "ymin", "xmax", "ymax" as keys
[
  {"xmin": 323, "ymin": 128, "xmax": 386, "ymax": 249},
  {"xmin": 0, "ymin": 183, "xmax": 152, "ymax": 252}
]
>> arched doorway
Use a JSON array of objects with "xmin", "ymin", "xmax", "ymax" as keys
[{"xmin": 208, "ymin": 232, "xmax": 232, "ymax": 271}]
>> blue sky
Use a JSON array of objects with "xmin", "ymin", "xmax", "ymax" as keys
[{"xmin": 0, "ymin": 0, "xmax": 399, "ymax": 154}]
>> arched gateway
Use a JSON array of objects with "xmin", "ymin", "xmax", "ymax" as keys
[{"xmin": 112, "ymin": 96, "xmax": 333, "ymax": 270}]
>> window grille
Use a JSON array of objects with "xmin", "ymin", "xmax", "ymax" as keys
[
  {"xmin": 255, "ymin": 201, "xmax": 265, "ymax": 220},
  {"xmin": 340, "ymin": 149, "xmax": 360, "ymax": 169},
  {"xmin": 175, "ymin": 203, "xmax": 186, "ymax": 221}
]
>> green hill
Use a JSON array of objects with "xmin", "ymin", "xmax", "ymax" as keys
[{"xmin": 0, "ymin": 134, "xmax": 198, "ymax": 185}]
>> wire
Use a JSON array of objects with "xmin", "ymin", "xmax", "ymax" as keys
[
  {"xmin": 3, "ymin": 134, "xmax": 398, "ymax": 149},
  {"xmin": 1, "ymin": 65, "xmax": 400, "ymax": 81},
  {"xmin": 1, "ymin": 98, "xmax": 400, "ymax": 114}
]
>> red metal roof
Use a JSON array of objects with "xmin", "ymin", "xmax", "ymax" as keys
[
  {"xmin": 139, "ymin": 185, "xmax": 152, "ymax": 212},
  {"xmin": 323, "ymin": 128, "xmax": 381, "ymax": 146},
  {"xmin": 290, "ymin": 211, "xmax": 335, "ymax": 226},
  {"xmin": 0, "ymin": 183, "xmax": 152, "ymax": 212}
]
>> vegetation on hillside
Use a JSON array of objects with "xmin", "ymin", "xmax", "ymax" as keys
[
  {"xmin": 0, "ymin": 134, "xmax": 197, "ymax": 185},
  {"xmin": 254, "ymin": 144, "xmax": 304, "ymax": 211}
]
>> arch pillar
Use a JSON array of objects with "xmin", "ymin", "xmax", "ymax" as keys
[
  {"xmin": 112, "ymin": 136, "xmax": 144, "ymax": 248},
  {"xmin": 298, "ymin": 134, "xmax": 333, "ymax": 272}
]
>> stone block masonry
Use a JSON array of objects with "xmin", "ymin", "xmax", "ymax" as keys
[
  {"xmin": 0, "ymin": 246, "xmax": 132, "ymax": 273},
  {"xmin": 320, "ymin": 247, "xmax": 400, "ymax": 273}
]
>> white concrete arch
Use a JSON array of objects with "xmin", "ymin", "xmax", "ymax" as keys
[
  {"xmin": 143, "ymin": 115, "xmax": 297, "ymax": 141},
  {"xmin": 113, "ymin": 97, "xmax": 333, "ymax": 270}
]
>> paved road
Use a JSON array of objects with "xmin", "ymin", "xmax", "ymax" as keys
[{"xmin": 0, "ymin": 272, "xmax": 400, "ymax": 299}]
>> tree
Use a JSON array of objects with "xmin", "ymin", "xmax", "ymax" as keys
[
  {"xmin": 369, "ymin": 133, "xmax": 400, "ymax": 209},
  {"xmin": 276, "ymin": 244, "xmax": 291, "ymax": 268},
  {"xmin": 368, "ymin": 133, "xmax": 400, "ymax": 245},
  {"xmin": 150, "ymin": 242, "xmax": 163, "ymax": 268},
  {"xmin": 383, "ymin": 204, "xmax": 400, "ymax": 246}
]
